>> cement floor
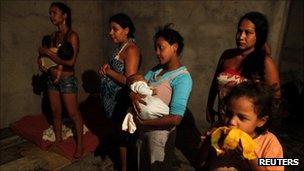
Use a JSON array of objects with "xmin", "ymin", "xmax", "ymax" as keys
[{"xmin": 0, "ymin": 117, "xmax": 303, "ymax": 171}]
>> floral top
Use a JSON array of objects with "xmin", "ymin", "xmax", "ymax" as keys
[{"xmin": 217, "ymin": 68, "xmax": 247, "ymax": 115}]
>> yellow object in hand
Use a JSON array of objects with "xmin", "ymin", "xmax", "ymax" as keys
[{"xmin": 211, "ymin": 126, "xmax": 258, "ymax": 160}]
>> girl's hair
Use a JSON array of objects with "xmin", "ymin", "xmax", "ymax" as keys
[
  {"xmin": 109, "ymin": 13, "xmax": 135, "ymax": 38},
  {"xmin": 154, "ymin": 23, "xmax": 184, "ymax": 55},
  {"xmin": 51, "ymin": 2, "xmax": 72, "ymax": 29},
  {"xmin": 238, "ymin": 12, "xmax": 269, "ymax": 81},
  {"xmin": 224, "ymin": 82, "xmax": 275, "ymax": 134}
]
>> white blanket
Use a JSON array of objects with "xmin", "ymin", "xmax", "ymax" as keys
[{"xmin": 122, "ymin": 81, "xmax": 169, "ymax": 133}]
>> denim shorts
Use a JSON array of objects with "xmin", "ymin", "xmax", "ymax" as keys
[{"xmin": 47, "ymin": 75, "xmax": 78, "ymax": 94}]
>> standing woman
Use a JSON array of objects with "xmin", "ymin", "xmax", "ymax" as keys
[
  {"xmin": 99, "ymin": 13, "xmax": 140, "ymax": 171},
  {"xmin": 206, "ymin": 11, "xmax": 281, "ymax": 124},
  {"xmin": 38, "ymin": 2, "xmax": 83, "ymax": 159},
  {"xmin": 131, "ymin": 24, "xmax": 192, "ymax": 170}
]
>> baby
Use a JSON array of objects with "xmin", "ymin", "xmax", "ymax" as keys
[
  {"xmin": 40, "ymin": 35, "xmax": 74, "ymax": 83},
  {"xmin": 122, "ymin": 73, "xmax": 169, "ymax": 133}
]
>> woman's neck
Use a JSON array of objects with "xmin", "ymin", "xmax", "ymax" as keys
[
  {"xmin": 58, "ymin": 24, "xmax": 69, "ymax": 34},
  {"xmin": 163, "ymin": 56, "xmax": 182, "ymax": 71},
  {"xmin": 240, "ymin": 47, "xmax": 255, "ymax": 58},
  {"xmin": 119, "ymin": 38, "xmax": 130, "ymax": 46}
]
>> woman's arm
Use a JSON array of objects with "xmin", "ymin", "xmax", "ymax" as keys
[
  {"xmin": 264, "ymin": 56, "xmax": 281, "ymax": 99},
  {"xmin": 206, "ymin": 54, "xmax": 224, "ymax": 123},
  {"xmin": 136, "ymin": 115, "xmax": 182, "ymax": 129},
  {"xmin": 39, "ymin": 32, "xmax": 79, "ymax": 67},
  {"xmin": 103, "ymin": 44, "xmax": 140, "ymax": 86}
]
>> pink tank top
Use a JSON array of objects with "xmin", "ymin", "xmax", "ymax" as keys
[{"xmin": 149, "ymin": 69, "xmax": 189, "ymax": 106}]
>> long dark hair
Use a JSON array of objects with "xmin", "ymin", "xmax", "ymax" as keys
[
  {"xmin": 153, "ymin": 23, "xmax": 184, "ymax": 55},
  {"xmin": 238, "ymin": 12, "xmax": 269, "ymax": 81},
  {"xmin": 51, "ymin": 2, "xmax": 72, "ymax": 29},
  {"xmin": 109, "ymin": 13, "xmax": 135, "ymax": 38}
]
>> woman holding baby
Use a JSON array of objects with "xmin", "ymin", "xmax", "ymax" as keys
[{"xmin": 37, "ymin": 2, "xmax": 83, "ymax": 159}]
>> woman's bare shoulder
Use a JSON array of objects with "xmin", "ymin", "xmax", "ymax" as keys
[
  {"xmin": 127, "ymin": 42, "xmax": 139, "ymax": 50},
  {"xmin": 69, "ymin": 30, "xmax": 79, "ymax": 38},
  {"xmin": 125, "ymin": 43, "xmax": 140, "ymax": 55}
]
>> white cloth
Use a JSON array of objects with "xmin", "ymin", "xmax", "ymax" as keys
[
  {"xmin": 122, "ymin": 81, "xmax": 169, "ymax": 133},
  {"xmin": 41, "ymin": 47, "xmax": 58, "ymax": 69},
  {"xmin": 42, "ymin": 124, "xmax": 89, "ymax": 142},
  {"xmin": 122, "ymin": 113, "xmax": 137, "ymax": 134}
]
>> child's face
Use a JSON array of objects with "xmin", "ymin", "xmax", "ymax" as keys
[
  {"xmin": 226, "ymin": 96, "xmax": 267, "ymax": 138},
  {"xmin": 155, "ymin": 37, "xmax": 177, "ymax": 65}
]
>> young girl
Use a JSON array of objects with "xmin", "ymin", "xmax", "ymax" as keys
[
  {"xmin": 200, "ymin": 82, "xmax": 283, "ymax": 171},
  {"xmin": 131, "ymin": 24, "xmax": 193, "ymax": 170}
]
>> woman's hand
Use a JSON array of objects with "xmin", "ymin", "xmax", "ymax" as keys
[
  {"xmin": 199, "ymin": 128, "xmax": 213, "ymax": 148},
  {"xmin": 37, "ymin": 57, "xmax": 48, "ymax": 73},
  {"xmin": 38, "ymin": 47, "xmax": 49, "ymax": 56},
  {"xmin": 151, "ymin": 88, "xmax": 158, "ymax": 96},
  {"xmin": 130, "ymin": 91, "xmax": 146, "ymax": 115},
  {"xmin": 98, "ymin": 64, "xmax": 110, "ymax": 77},
  {"xmin": 133, "ymin": 115, "xmax": 145, "ymax": 126}
]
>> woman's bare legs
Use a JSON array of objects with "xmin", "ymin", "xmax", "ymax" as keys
[
  {"xmin": 62, "ymin": 93, "xmax": 83, "ymax": 158},
  {"xmin": 48, "ymin": 90, "xmax": 63, "ymax": 144}
]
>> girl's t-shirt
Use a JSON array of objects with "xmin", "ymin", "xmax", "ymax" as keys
[
  {"xmin": 253, "ymin": 131, "xmax": 284, "ymax": 171},
  {"xmin": 144, "ymin": 66, "xmax": 192, "ymax": 117}
]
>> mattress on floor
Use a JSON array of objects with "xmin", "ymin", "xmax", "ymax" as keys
[{"xmin": 10, "ymin": 114, "xmax": 99, "ymax": 161}]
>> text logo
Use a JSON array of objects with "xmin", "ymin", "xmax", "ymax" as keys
[{"xmin": 258, "ymin": 158, "xmax": 299, "ymax": 166}]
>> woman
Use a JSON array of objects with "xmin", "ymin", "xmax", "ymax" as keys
[
  {"xmin": 38, "ymin": 2, "xmax": 83, "ymax": 159},
  {"xmin": 131, "ymin": 24, "xmax": 193, "ymax": 170},
  {"xmin": 206, "ymin": 11, "xmax": 281, "ymax": 124},
  {"xmin": 98, "ymin": 13, "xmax": 140, "ymax": 171}
]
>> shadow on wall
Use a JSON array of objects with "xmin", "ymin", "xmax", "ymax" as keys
[
  {"xmin": 78, "ymin": 70, "xmax": 124, "ymax": 169},
  {"xmin": 175, "ymin": 108, "xmax": 203, "ymax": 169},
  {"xmin": 31, "ymin": 73, "xmax": 53, "ymax": 124},
  {"xmin": 78, "ymin": 70, "xmax": 117, "ymax": 147}
]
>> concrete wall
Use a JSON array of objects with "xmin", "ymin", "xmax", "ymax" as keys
[
  {"xmin": 1, "ymin": 0, "xmax": 290, "ymax": 130},
  {"xmin": 279, "ymin": 0, "xmax": 304, "ymax": 84}
]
